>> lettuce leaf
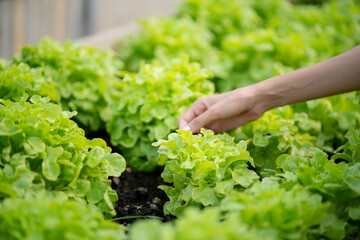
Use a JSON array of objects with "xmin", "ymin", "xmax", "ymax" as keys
[
  {"xmin": 13, "ymin": 37, "xmax": 123, "ymax": 131},
  {"xmin": 0, "ymin": 191, "xmax": 126, "ymax": 240},
  {"xmin": 0, "ymin": 96, "xmax": 125, "ymax": 217},
  {"xmin": 107, "ymin": 57, "xmax": 214, "ymax": 172},
  {"xmin": 153, "ymin": 129, "xmax": 257, "ymax": 215}
]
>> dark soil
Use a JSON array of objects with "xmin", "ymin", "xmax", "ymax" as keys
[
  {"xmin": 86, "ymin": 130, "xmax": 175, "ymax": 227},
  {"xmin": 111, "ymin": 168, "xmax": 175, "ymax": 227}
]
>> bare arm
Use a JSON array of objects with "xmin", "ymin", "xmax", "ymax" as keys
[{"xmin": 179, "ymin": 45, "xmax": 360, "ymax": 133}]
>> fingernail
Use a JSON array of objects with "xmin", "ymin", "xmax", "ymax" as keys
[{"xmin": 181, "ymin": 125, "xmax": 191, "ymax": 131}]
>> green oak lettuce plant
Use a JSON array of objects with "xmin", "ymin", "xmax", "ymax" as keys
[
  {"xmin": 275, "ymin": 147, "xmax": 360, "ymax": 239},
  {"xmin": 220, "ymin": 179, "xmax": 334, "ymax": 240},
  {"xmin": 0, "ymin": 96, "xmax": 126, "ymax": 217},
  {"xmin": 219, "ymin": 29, "xmax": 307, "ymax": 91},
  {"xmin": 129, "ymin": 179, "xmax": 332, "ymax": 240},
  {"xmin": 231, "ymin": 106, "xmax": 317, "ymax": 173},
  {"xmin": 118, "ymin": 16, "xmax": 232, "ymax": 83},
  {"xmin": 13, "ymin": 37, "xmax": 123, "ymax": 131},
  {"xmin": 179, "ymin": 0, "xmax": 360, "ymax": 92},
  {"xmin": 116, "ymin": 0, "xmax": 360, "ymax": 93},
  {"xmin": 177, "ymin": 0, "xmax": 291, "ymax": 45},
  {"xmin": 291, "ymin": 92, "xmax": 360, "ymax": 152},
  {"xmin": 106, "ymin": 58, "xmax": 214, "ymax": 172},
  {"xmin": 332, "ymin": 120, "xmax": 360, "ymax": 165},
  {"xmin": 231, "ymin": 93, "xmax": 360, "ymax": 175},
  {"xmin": 0, "ymin": 62, "xmax": 59, "ymax": 102},
  {"xmin": 0, "ymin": 191, "xmax": 126, "ymax": 240},
  {"xmin": 129, "ymin": 207, "xmax": 277, "ymax": 240},
  {"xmin": 153, "ymin": 129, "xmax": 258, "ymax": 216}
]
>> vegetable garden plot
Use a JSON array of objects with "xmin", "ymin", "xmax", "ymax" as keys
[
  {"xmin": 106, "ymin": 57, "xmax": 214, "ymax": 172},
  {"xmin": 0, "ymin": 97, "xmax": 126, "ymax": 217},
  {"xmin": 13, "ymin": 38, "xmax": 123, "ymax": 132},
  {"xmin": 1, "ymin": 0, "xmax": 360, "ymax": 239}
]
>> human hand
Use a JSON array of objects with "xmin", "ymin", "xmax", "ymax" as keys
[
  {"xmin": 178, "ymin": 85, "xmax": 269, "ymax": 133},
  {"xmin": 179, "ymin": 45, "xmax": 360, "ymax": 134}
]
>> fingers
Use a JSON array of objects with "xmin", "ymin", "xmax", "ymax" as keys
[
  {"xmin": 179, "ymin": 93, "xmax": 230, "ymax": 129},
  {"xmin": 178, "ymin": 91, "xmax": 254, "ymax": 133},
  {"xmin": 187, "ymin": 104, "xmax": 224, "ymax": 133},
  {"xmin": 178, "ymin": 97, "xmax": 209, "ymax": 129},
  {"xmin": 178, "ymin": 85, "xmax": 263, "ymax": 134},
  {"xmin": 185, "ymin": 95, "xmax": 248, "ymax": 133}
]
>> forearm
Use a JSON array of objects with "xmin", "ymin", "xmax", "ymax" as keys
[
  {"xmin": 179, "ymin": 45, "xmax": 360, "ymax": 133},
  {"xmin": 253, "ymin": 45, "xmax": 360, "ymax": 111}
]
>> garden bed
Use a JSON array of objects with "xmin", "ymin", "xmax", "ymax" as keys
[
  {"xmin": 112, "ymin": 168, "xmax": 174, "ymax": 226},
  {"xmin": 0, "ymin": 0, "xmax": 359, "ymax": 239}
]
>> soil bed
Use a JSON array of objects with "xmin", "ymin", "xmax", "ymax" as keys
[
  {"xmin": 86, "ymin": 130, "xmax": 174, "ymax": 227},
  {"xmin": 111, "ymin": 168, "xmax": 174, "ymax": 227}
]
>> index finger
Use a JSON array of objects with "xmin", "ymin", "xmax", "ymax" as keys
[{"xmin": 178, "ymin": 98, "xmax": 208, "ymax": 129}]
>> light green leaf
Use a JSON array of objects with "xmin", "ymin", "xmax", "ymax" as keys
[
  {"xmin": 232, "ymin": 168, "xmax": 259, "ymax": 188},
  {"xmin": 192, "ymin": 182, "xmax": 219, "ymax": 206},
  {"xmin": 86, "ymin": 146, "xmax": 105, "ymax": 168},
  {"xmin": 86, "ymin": 181, "xmax": 106, "ymax": 204},
  {"xmin": 27, "ymin": 136, "xmax": 45, "ymax": 153},
  {"xmin": 104, "ymin": 153, "xmax": 126, "ymax": 177},
  {"xmin": 42, "ymin": 146, "xmax": 63, "ymax": 181},
  {"xmin": 0, "ymin": 182, "xmax": 18, "ymax": 198}
]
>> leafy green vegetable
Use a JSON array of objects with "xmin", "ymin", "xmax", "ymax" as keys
[
  {"xmin": 0, "ymin": 191, "xmax": 126, "ymax": 240},
  {"xmin": 13, "ymin": 37, "xmax": 123, "ymax": 131},
  {"xmin": 0, "ymin": 62, "xmax": 59, "ymax": 102},
  {"xmin": 292, "ymin": 92, "xmax": 360, "ymax": 152},
  {"xmin": 230, "ymin": 92, "xmax": 360, "ymax": 175},
  {"xmin": 179, "ymin": 0, "xmax": 360, "ymax": 91},
  {"xmin": 1, "ymin": 0, "xmax": 359, "ymax": 238},
  {"xmin": 129, "ymin": 179, "xmax": 332, "ymax": 240},
  {"xmin": 177, "ymin": 0, "xmax": 272, "ymax": 45},
  {"xmin": 231, "ymin": 106, "xmax": 316, "ymax": 172},
  {"xmin": 153, "ymin": 129, "xmax": 257, "ymax": 216},
  {"xmin": 119, "ymin": 0, "xmax": 360, "ymax": 92},
  {"xmin": 129, "ymin": 207, "xmax": 278, "ymax": 240},
  {"xmin": 332, "ymin": 120, "xmax": 360, "ymax": 164},
  {"xmin": 275, "ymin": 147, "xmax": 360, "ymax": 239},
  {"xmin": 107, "ymin": 57, "xmax": 214, "ymax": 172},
  {"xmin": 0, "ymin": 96, "xmax": 125, "ymax": 217},
  {"xmin": 118, "ymin": 17, "xmax": 231, "ymax": 79},
  {"xmin": 221, "ymin": 179, "xmax": 333, "ymax": 240}
]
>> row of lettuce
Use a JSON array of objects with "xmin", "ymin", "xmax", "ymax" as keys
[
  {"xmin": 115, "ymin": 0, "xmax": 360, "ymax": 173},
  {"xmin": 119, "ymin": 0, "xmax": 360, "ymax": 92},
  {"xmin": 0, "ymin": 37, "xmax": 217, "ymax": 238},
  {"xmin": 0, "ymin": 0, "xmax": 360, "ymax": 239},
  {"xmin": 123, "ymin": 0, "xmax": 360, "ymax": 239},
  {"xmin": 137, "ymin": 128, "xmax": 360, "ymax": 239},
  {"xmin": 0, "ymin": 40, "xmax": 216, "ymax": 239},
  {"xmin": 0, "ymin": 43, "xmax": 127, "ymax": 238}
]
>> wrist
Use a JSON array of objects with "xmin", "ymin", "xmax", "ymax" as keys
[{"xmin": 243, "ymin": 80, "xmax": 285, "ymax": 113}]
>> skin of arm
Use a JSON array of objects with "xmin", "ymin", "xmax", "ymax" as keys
[{"xmin": 178, "ymin": 45, "xmax": 360, "ymax": 134}]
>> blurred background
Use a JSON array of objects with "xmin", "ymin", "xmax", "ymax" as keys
[{"xmin": 0, "ymin": 0, "xmax": 180, "ymax": 59}]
